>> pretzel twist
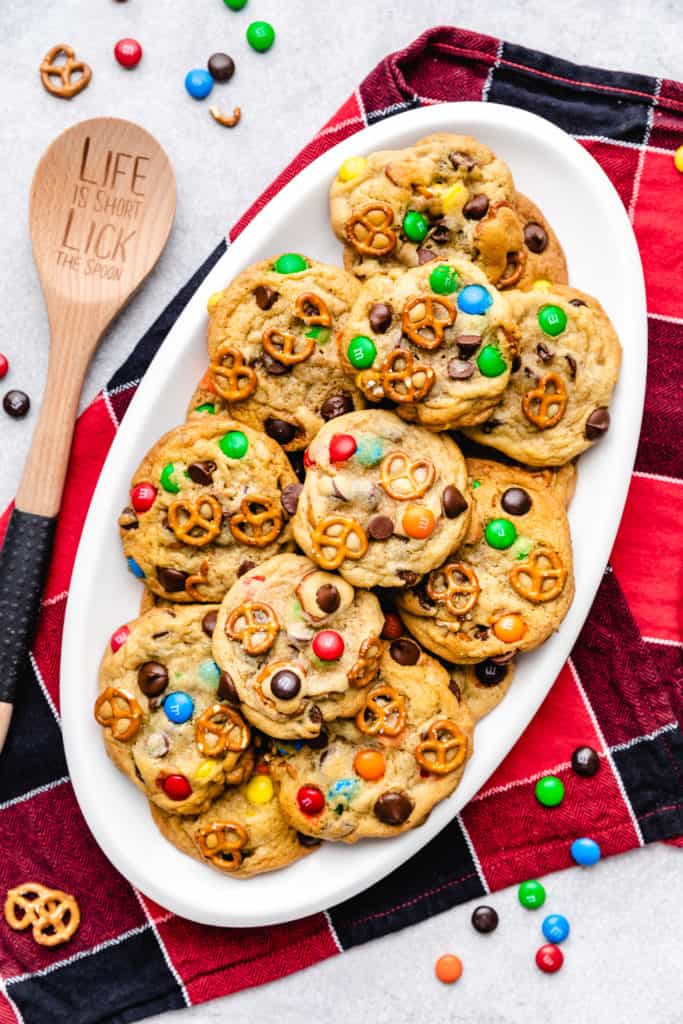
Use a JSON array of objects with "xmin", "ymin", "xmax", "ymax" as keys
[
  {"xmin": 310, "ymin": 515, "xmax": 368, "ymax": 570},
  {"xmin": 347, "ymin": 636, "xmax": 384, "ymax": 688},
  {"xmin": 168, "ymin": 495, "xmax": 222, "ymax": 547},
  {"xmin": 401, "ymin": 295, "xmax": 456, "ymax": 350},
  {"xmin": 209, "ymin": 344, "xmax": 258, "ymax": 402},
  {"xmin": 40, "ymin": 44, "xmax": 91, "ymax": 98},
  {"xmin": 509, "ymin": 547, "xmax": 567, "ymax": 603},
  {"xmin": 522, "ymin": 372, "xmax": 568, "ymax": 429},
  {"xmin": 426, "ymin": 563, "xmax": 480, "ymax": 617},
  {"xmin": 295, "ymin": 292, "xmax": 331, "ymax": 326},
  {"xmin": 195, "ymin": 820, "xmax": 248, "ymax": 871},
  {"xmin": 225, "ymin": 601, "xmax": 280, "ymax": 655},
  {"xmin": 195, "ymin": 703, "xmax": 250, "ymax": 756},
  {"xmin": 415, "ymin": 719, "xmax": 468, "ymax": 775},
  {"xmin": 229, "ymin": 495, "xmax": 283, "ymax": 548},
  {"xmin": 356, "ymin": 684, "xmax": 406, "ymax": 737},
  {"xmin": 379, "ymin": 350, "xmax": 436, "ymax": 404},
  {"xmin": 94, "ymin": 687, "xmax": 142, "ymax": 741},
  {"xmin": 185, "ymin": 560, "xmax": 210, "ymax": 601},
  {"xmin": 262, "ymin": 326, "xmax": 315, "ymax": 365},
  {"xmin": 346, "ymin": 202, "xmax": 397, "ymax": 256},
  {"xmin": 379, "ymin": 451, "xmax": 436, "ymax": 501},
  {"xmin": 5, "ymin": 884, "xmax": 80, "ymax": 946}
]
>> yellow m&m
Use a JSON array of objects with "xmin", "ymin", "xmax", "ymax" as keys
[
  {"xmin": 675, "ymin": 146, "xmax": 683, "ymax": 173},
  {"xmin": 338, "ymin": 156, "xmax": 367, "ymax": 182},
  {"xmin": 532, "ymin": 279, "xmax": 552, "ymax": 292},
  {"xmin": 194, "ymin": 760, "xmax": 217, "ymax": 782},
  {"xmin": 206, "ymin": 291, "xmax": 222, "ymax": 313},
  {"xmin": 246, "ymin": 774, "xmax": 274, "ymax": 805},
  {"xmin": 441, "ymin": 182, "xmax": 468, "ymax": 215}
]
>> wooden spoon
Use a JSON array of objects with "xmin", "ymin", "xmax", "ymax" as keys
[{"xmin": 0, "ymin": 117, "xmax": 176, "ymax": 752}]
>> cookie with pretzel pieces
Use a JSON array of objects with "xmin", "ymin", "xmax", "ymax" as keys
[
  {"xmin": 95, "ymin": 604, "xmax": 253, "ymax": 814},
  {"xmin": 271, "ymin": 642, "xmax": 474, "ymax": 841},
  {"xmin": 149, "ymin": 767, "xmax": 318, "ymax": 878},
  {"xmin": 463, "ymin": 286, "xmax": 622, "ymax": 465},
  {"xmin": 292, "ymin": 409, "xmax": 470, "ymax": 588},
  {"xmin": 396, "ymin": 459, "xmax": 574, "ymax": 663},
  {"xmin": 120, "ymin": 418, "xmax": 297, "ymax": 603},
  {"xmin": 515, "ymin": 193, "xmax": 568, "ymax": 290},
  {"xmin": 330, "ymin": 133, "xmax": 526, "ymax": 287},
  {"xmin": 337, "ymin": 257, "xmax": 514, "ymax": 429},
  {"xmin": 212, "ymin": 554, "xmax": 385, "ymax": 739},
  {"xmin": 447, "ymin": 655, "xmax": 516, "ymax": 722},
  {"xmin": 190, "ymin": 256, "xmax": 364, "ymax": 451}
]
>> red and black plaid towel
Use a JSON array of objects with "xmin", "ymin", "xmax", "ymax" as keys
[{"xmin": 1, "ymin": 25, "xmax": 682, "ymax": 1024}]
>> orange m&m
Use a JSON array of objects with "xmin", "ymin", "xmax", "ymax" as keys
[
  {"xmin": 353, "ymin": 749, "xmax": 386, "ymax": 781},
  {"xmin": 403, "ymin": 505, "xmax": 436, "ymax": 539},
  {"xmin": 493, "ymin": 612, "xmax": 527, "ymax": 643},
  {"xmin": 435, "ymin": 953, "xmax": 463, "ymax": 984}
]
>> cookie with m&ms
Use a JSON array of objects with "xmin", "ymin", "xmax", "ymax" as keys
[
  {"xmin": 447, "ymin": 656, "xmax": 515, "ymax": 722},
  {"xmin": 462, "ymin": 286, "xmax": 622, "ymax": 465},
  {"xmin": 271, "ymin": 642, "xmax": 474, "ymax": 842},
  {"xmin": 120, "ymin": 418, "xmax": 297, "ymax": 603},
  {"xmin": 191, "ymin": 255, "xmax": 364, "ymax": 451},
  {"xmin": 515, "ymin": 193, "xmax": 568, "ymax": 290},
  {"xmin": 94, "ymin": 604, "xmax": 253, "ymax": 815},
  {"xmin": 396, "ymin": 459, "xmax": 574, "ymax": 663},
  {"xmin": 149, "ymin": 768, "xmax": 318, "ymax": 878},
  {"xmin": 292, "ymin": 409, "xmax": 470, "ymax": 589},
  {"xmin": 337, "ymin": 258, "xmax": 514, "ymax": 430},
  {"xmin": 330, "ymin": 133, "xmax": 526, "ymax": 287},
  {"xmin": 212, "ymin": 553, "xmax": 385, "ymax": 739}
]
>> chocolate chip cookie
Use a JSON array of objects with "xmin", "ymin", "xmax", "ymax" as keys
[
  {"xmin": 120, "ymin": 418, "xmax": 298, "ymax": 603},
  {"xmin": 95, "ymin": 604, "xmax": 253, "ymax": 815},
  {"xmin": 212, "ymin": 554, "xmax": 385, "ymax": 739},
  {"xmin": 396, "ymin": 459, "xmax": 574, "ymax": 662},
  {"xmin": 271, "ymin": 643, "xmax": 474, "ymax": 841},
  {"xmin": 194, "ymin": 255, "xmax": 364, "ymax": 450},
  {"xmin": 337, "ymin": 258, "xmax": 514, "ymax": 429},
  {"xmin": 516, "ymin": 193, "xmax": 568, "ymax": 289},
  {"xmin": 462, "ymin": 287, "xmax": 621, "ymax": 465},
  {"xmin": 292, "ymin": 410, "xmax": 471, "ymax": 588}
]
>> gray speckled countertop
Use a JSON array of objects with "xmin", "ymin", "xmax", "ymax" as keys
[{"xmin": 2, "ymin": 2, "xmax": 681, "ymax": 1021}]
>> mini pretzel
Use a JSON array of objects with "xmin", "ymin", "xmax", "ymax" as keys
[
  {"xmin": 426, "ymin": 563, "xmax": 480, "ymax": 617},
  {"xmin": 295, "ymin": 292, "xmax": 331, "ymax": 327},
  {"xmin": 509, "ymin": 547, "xmax": 567, "ymax": 603},
  {"xmin": 209, "ymin": 344, "xmax": 258, "ymax": 402},
  {"xmin": 209, "ymin": 105, "xmax": 241, "ymax": 128},
  {"xmin": 94, "ymin": 687, "xmax": 142, "ymax": 741},
  {"xmin": 40, "ymin": 44, "xmax": 91, "ymax": 99},
  {"xmin": 310, "ymin": 515, "xmax": 368, "ymax": 571},
  {"xmin": 5, "ymin": 884, "xmax": 81, "ymax": 947},
  {"xmin": 229, "ymin": 494, "xmax": 283, "ymax": 547},
  {"xmin": 379, "ymin": 350, "xmax": 435, "ymax": 404},
  {"xmin": 356, "ymin": 684, "xmax": 406, "ymax": 737},
  {"xmin": 225, "ymin": 602, "xmax": 280, "ymax": 655},
  {"xmin": 346, "ymin": 202, "xmax": 397, "ymax": 256},
  {"xmin": 379, "ymin": 451, "xmax": 436, "ymax": 501},
  {"xmin": 474, "ymin": 201, "xmax": 526, "ymax": 287},
  {"xmin": 195, "ymin": 703, "xmax": 250, "ymax": 757},
  {"xmin": 347, "ymin": 636, "xmax": 384, "ymax": 688},
  {"xmin": 262, "ymin": 326, "xmax": 315, "ymax": 366},
  {"xmin": 401, "ymin": 295, "xmax": 456, "ymax": 350},
  {"xmin": 168, "ymin": 495, "xmax": 222, "ymax": 547},
  {"xmin": 196, "ymin": 820, "xmax": 248, "ymax": 871},
  {"xmin": 185, "ymin": 560, "xmax": 210, "ymax": 601},
  {"xmin": 4, "ymin": 883, "xmax": 50, "ymax": 931},
  {"xmin": 522, "ymin": 373, "xmax": 568, "ymax": 429},
  {"xmin": 415, "ymin": 719, "xmax": 468, "ymax": 775}
]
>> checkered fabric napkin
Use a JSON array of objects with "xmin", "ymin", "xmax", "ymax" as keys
[{"xmin": 1, "ymin": 25, "xmax": 682, "ymax": 1024}]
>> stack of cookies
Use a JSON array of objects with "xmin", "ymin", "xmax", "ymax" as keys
[{"xmin": 94, "ymin": 132, "xmax": 622, "ymax": 878}]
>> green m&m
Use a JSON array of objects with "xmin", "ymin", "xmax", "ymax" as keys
[
  {"xmin": 347, "ymin": 335, "xmax": 376, "ymax": 369},
  {"xmin": 477, "ymin": 345, "xmax": 507, "ymax": 377},
  {"xmin": 273, "ymin": 253, "xmax": 307, "ymax": 274},
  {"xmin": 429, "ymin": 264, "xmax": 459, "ymax": 294},
  {"xmin": 402, "ymin": 210, "xmax": 429, "ymax": 243},
  {"xmin": 535, "ymin": 775, "xmax": 565, "ymax": 807},
  {"xmin": 224, "ymin": 0, "xmax": 248, "ymax": 9},
  {"xmin": 306, "ymin": 326, "xmax": 330, "ymax": 343},
  {"xmin": 220, "ymin": 430, "xmax": 249, "ymax": 459},
  {"xmin": 246, "ymin": 20, "xmax": 276, "ymax": 52},
  {"xmin": 485, "ymin": 518, "xmax": 517, "ymax": 549},
  {"xmin": 518, "ymin": 879, "xmax": 546, "ymax": 909},
  {"xmin": 194, "ymin": 402, "xmax": 216, "ymax": 415},
  {"xmin": 538, "ymin": 304, "xmax": 567, "ymax": 336},
  {"xmin": 160, "ymin": 463, "xmax": 180, "ymax": 493}
]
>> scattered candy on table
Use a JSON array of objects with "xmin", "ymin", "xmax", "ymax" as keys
[
  {"xmin": 570, "ymin": 836, "xmax": 601, "ymax": 865},
  {"xmin": 224, "ymin": 0, "xmax": 248, "ymax": 8},
  {"xmin": 542, "ymin": 913, "xmax": 570, "ymax": 943},
  {"xmin": 209, "ymin": 105, "xmax": 241, "ymax": 127},
  {"xmin": 518, "ymin": 879, "xmax": 546, "ymax": 909},
  {"xmin": 185, "ymin": 68, "xmax": 214, "ymax": 100},
  {"xmin": 535, "ymin": 943, "xmax": 564, "ymax": 973},
  {"xmin": 3, "ymin": 390, "xmax": 30, "ymax": 418},
  {"xmin": 571, "ymin": 745, "xmax": 600, "ymax": 776},
  {"xmin": 114, "ymin": 38, "xmax": 142, "ymax": 69},
  {"xmin": 535, "ymin": 775, "xmax": 565, "ymax": 807},
  {"xmin": 208, "ymin": 52, "xmax": 235, "ymax": 81},
  {"xmin": 246, "ymin": 20, "xmax": 276, "ymax": 53},
  {"xmin": 675, "ymin": 146, "xmax": 683, "ymax": 173},
  {"xmin": 471, "ymin": 905, "xmax": 499, "ymax": 933},
  {"xmin": 435, "ymin": 953, "xmax": 463, "ymax": 984},
  {"xmin": 0, "ymin": 354, "xmax": 8, "ymax": 379}
]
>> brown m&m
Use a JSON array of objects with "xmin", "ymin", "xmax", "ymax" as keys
[{"xmin": 374, "ymin": 791, "xmax": 413, "ymax": 825}]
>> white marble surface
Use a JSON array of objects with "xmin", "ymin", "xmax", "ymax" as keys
[{"xmin": 1, "ymin": 2, "xmax": 681, "ymax": 1021}]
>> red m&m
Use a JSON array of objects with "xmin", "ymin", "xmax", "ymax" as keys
[
  {"xmin": 303, "ymin": 448, "xmax": 315, "ymax": 469},
  {"xmin": 110, "ymin": 625, "xmax": 130, "ymax": 653},
  {"xmin": 161, "ymin": 774, "xmax": 192, "ymax": 801},
  {"xmin": 312, "ymin": 630, "xmax": 344, "ymax": 661},
  {"xmin": 131, "ymin": 482, "xmax": 157, "ymax": 513},
  {"xmin": 0, "ymin": 354, "xmax": 8, "ymax": 379},
  {"xmin": 329, "ymin": 434, "xmax": 357, "ymax": 463},
  {"xmin": 114, "ymin": 38, "xmax": 143, "ymax": 68},
  {"xmin": 535, "ymin": 943, "xmax": 564, "ymax": 973},
  {"xmin": 297, "ymin": 785, "xmax": 325, "ymax": 816}
]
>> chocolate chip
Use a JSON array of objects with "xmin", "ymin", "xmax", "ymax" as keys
[
  {"xmin": 463, "ymin": 194, "xmax": 489, "ymax": 220},
  {"xmin": 306, "ymin": 728, "xmax": 329, "ymax": 751},
  {"xmin": 456, "ymin": 334, "xmax": 482, "ymax": 358},
  {"xmin": 271, "ymin": 669, "xmax": 301, "ymax": 701},
  {"xmin": 471, "ymin": 905, "xmax": 499, "ymax": 933},
  {"xmin": 201, "ymin": 610, "xmax": 218, "ymax": 636},
  {"xmin": 571, "ymin": 745, "xmax": 600, "ymax": 777},
  {"xmin": 254, "ymin": 285, "xmax": 279, "ymax": 310},
  {"xmin": 442, "ymin": 485, "xmax": 468, "ymax": 519},
  {"xmin": 565, "ymin": 354, "xmax": 577, "ymax": 379},
  {"xmin": 511, "ymin": 355, "xmax": 521, "ymax": 373},
  {"xmin": 265, "ymin": 417, "xmax": 298, "ymax": 446},
  {"xmin": 368, "ymin": 514, "xmax": 394, "ymax": 540},
  {"xmin": 208, "ymin": 52, "xmax": 235, "ymax": 82},
  {"xmin": 187, "ymin": 460, "xmax": 216, "ymax": 485},
  {"xmin": 481, "ymin": 418, "xmax": 502, "ymax": 434},
  {"xmin": 390, "ymin": 636, "xmax": 420, "ymax": 666},
  {"xmin": 429, "ymin": 222, "xmax": 450, "ymax": 245},
  {"xmin": 474, "ymin": 659, "xmax": 507, "ymax": 687},
  {"xmin": 308, "ymin": 705, "xmax": 323, "ymax": 725},
  {"xmin": 374, "ymin": 791, "xmax": 414, "ymax": 825},
  {"xmin": 585, "ymin": 407, "xmax": 610, "ymax": 440},
  {"xmin": 524, "ymin": 366, "xmax": 538, "ymax": 381},
  {"xmin": 218, "ymin": 671, "xmax": 240, "ymax": 704},
  {"xmin": 523, "ymin": 221, "xmax": 548, "ymax": 253},
  {"xmin": 237, "ymin": 560, "xmax": 256, "ymax": 578},
  {"xmin": 569, "ymin": 297, "xmax": 587, "ymax": 308},
  {"xmin": 449, "ymin": 678, "xmax": 462, "ymax": 700},
  {"xmin": 448, "ymin": 151, "xmax": 476, "ymax": 172},
  {"xmin": 369, "ymin": 303, "xmax": 393, "ymax": 334},
  {"xmin": 397, "ymin": 570, "xmax": 419, "ymax": 586},
  {"xmin": 536, "ymin": 342, "xmax": 553, "ymax": 363},
  {"xmin": 472, "ymin": 625, "xmax": 489, "ymax": 640},
  {"xmin": 417, "ymin": 247, "xmax": 437, "ymax": 264},
  {"xmin": 316, "ymin": 584, "xmax": 340, "ymax": 614},
  {"xmin": 3, "ymin": 390, "xmax": 30, "ymax": 418},
  {"xmin": 501, "ymin": 486, "xmax": 532, "ymax": 516},
  {"xmin": 448, "ymin": 358, "xmax": 474, "ymax": 380},
  {"xmin": 262, "ymin": 351, "xmax": 290, "ymax": 375},
  {"xmin": 297, "ymin": 831, "xmax": 322, "ymax": 847},
  {"xmin": 320, "ymin": 392, "xmax": 355, "ymax": 421},
  {"xmin": 157, "ymin": 567, "xmax": 189, "ymax": 593},
  {"xmin": 281, "ymin": 482, "xmax": 303, "ymax": 516},
  {"xmin": 118, "ymin": 506, "xmax": 139, "ymax": 531},
  {"xmin": 138, "ymin": 662, "xmax": 169, "ymax": 697}
]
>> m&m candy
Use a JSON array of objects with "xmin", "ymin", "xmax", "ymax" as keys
[
  {"xmin": 355, "ymin": 436, "xmax": 383, "ymax": 466},
  {"xmin": 485, "ymin": 518, "xmax": 517, "ymax": 549},
  {"xmin": 131, "ymin": 482, "xmax": 157, "ymax": 512},
  {"xmin": 435, "ymin": 954, "xmax": 463, "ymax": 984},
  {"xmin": 329, "ymin": 434, "xmax": 357, "ymax": 463},
  {"xmin": 161, "ymin": 774, "xmax": 192, "ymax": 801},
  {"xmin": 246, "ymin": 20, "xmax": 276, "ymax": 52},
  {"xmin": 224, "ymin": 0, "xmax": 248, "ymax": 8},
  {"xmin": 353, "ymin": 749, "xmax": 386, "ymax": 781},
  {"xmin": 126, "ymin": 556, "xmax": 145, "ymax": 579},
  {"xmin": 542, "ymin": 913, "xmax": 570, "ymax": 943},
  {"xmin": 570, "ymin": 836, "xmax": 601, "ymax": 865},
  {"xmin": 402, "ymin": 210, "xmax": 429, "ymax": 243},
  {"xmin": 273, "ymin": 253, "xmax": 307, "ymax": 274},
  {"xmin": 160, "ymin": 464, "xmax": 179, "ymax": 493},
  {"xmin": 0, "ymin": 354, "xmax": 8, "ymax": 379},
  {"xmin": 535, "ymin": 943, "xmax": 564, "ymax": 973},
  {"xmin": 110, "ymin": 625, "xmax": 130, "ymax": 653},
  {"xmin": 457, "ymin": 284, "xmax": 492, "ymax": 315},
  {"xmin": 538, "ymin": 304, "xmax": 567, "ymax": 336},
  {"xmin": 535, "ymin": 775, "xmax": 565, "ymax": 807},
  {"xmin": 312, "ymin": 630, "xmax": 344, "ymax": 661},
  {"xmin": 429, "ymin": 265, "xmax": 459, "ymax": 294},
  {"xmin": 571, "ymin": 745, "xmax": 600, "ymax": 776},
  {"xmin": 246, "ymin": 775, "xmax": 274, "ymax": 805},
  {"xmin": 347, "ymin": 335, "xmax": 376, "ymax": 368},
  {"xmin": 198, "ymin": 660, "xmax": 221, "ymax": 688},
  {"xmin": 163, "ymin": 692, "xmax": 194, "ymax": 724},
  {"xmin": 185, "ymin": 68, "xmax": 214, "ymax": 100},
  {"xmin": 518, "ymin": 879, "xmax": 546, "ymax": 909},
  {"xmin": 403, "ymin": 506, "xmax": 435, "ymax": 539},
  {"xmin": 471, "ymin": 905, "xmax": 499, "ymax": 933},
  {"xmin": 114, "ymin": 38, "xmax": 142, "ymax": 68},
  {"xmin": 297, "ymin": 785, "xmax": 325, "ymax": 815},
  {"xmin": 219, "ymin": 430, "xmax": 248, "ymax": 459},
  {"xmin": 194, "ymin": 402, "xmax": 216, "ymax": 415},
  {"xmin": 477, "ymin": 345, "xmax": 507, "ymax": 377},
  {"xmin": 303, "ymin": 448, "xmax": 315, "ymax": 469},
  {"xmin": 338, "ymin": 156, "xmax": 367, "ymax": 181},
  {"xmin": 381, "ymin": 612, "xmax": 403, "ymax": 641},
  {"xmin": 493, "ymin": 613, "xmax": 527, "ymax": 643},
  {"xmin": 675, "ymin": 146, "xmax": 683, "ymax": 173}
]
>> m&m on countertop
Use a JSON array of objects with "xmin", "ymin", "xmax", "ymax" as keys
[
  {"xmin": 518, "ymin": 879, "xmax": 546, "ymax": 909},
  {"xmin": 0, "ymin": 354, "xmax": 8, "ymax": 379},
  {"xmin": 471, "ymin": 905, "xmax": 499, "ymax": 933},
  {"xmin": 571, "ymin": 745, "xmax": 600, "ymax": 776},
  {"xmin": 535, "ymin": 775, "xmax": 565, "ymax": 807},
  {"xmin": 114, "ymin": 38, "xmax": 142, "ymax": 68},
  {"xmin": 185, "ymin": 68, "xmax": 214, "ymax": 99},
  {"xmin": 247, "ymin": 21, "xmax": 276, "ymax": 52},
  {"xmin": 435, "ymin": 954, "xmax": 463, "ymax": 984},
  {"xmin": 570, "ymin": 837, "xmax": 601, "ymax": 866},
  {"xmin": 542, "ymin": 913, "xmax": 570, "ymax": 943},
  {"xmin": 536, "ymin": 943, "xmax": 564, "ymax": 973}
]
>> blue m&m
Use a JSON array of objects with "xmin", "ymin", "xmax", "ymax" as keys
[
  {"xmin": 542, "ymin": 913, "xmax": 570, "ymax": 943},
  {"xmin": 570, "ymin": 836, "xmax": 601, "ymax": 866},
  {"xmin": 126, "ymin": 556, "xmax": 145, "ymax": 579},
  {"xmin": 164, "ymin": 692, "xmax": 194, "ymax": 724},
  {"xmin": 198, "ymin": 660, "xmax": 221, "ymax": 689},
  {"xmin": 185, "ymin": 68, "xmax": 214, "ymax": 100},
  {"xmin": 457, "ymin": 285, "xmax": 493, "ymax": 315}
]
